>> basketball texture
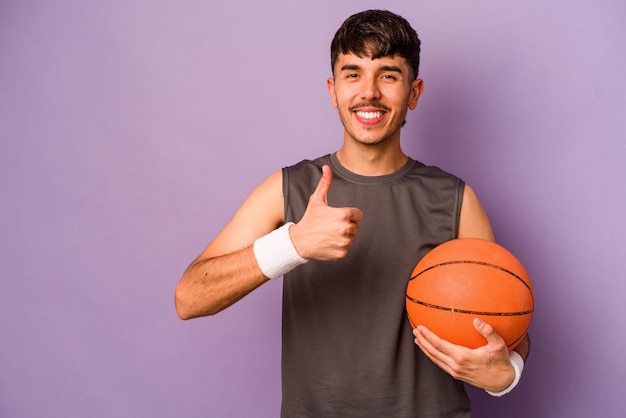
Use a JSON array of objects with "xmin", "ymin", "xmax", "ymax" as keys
[{"xmin": 406, "ymin": 238, "xmax": 534, "ymax": 350}]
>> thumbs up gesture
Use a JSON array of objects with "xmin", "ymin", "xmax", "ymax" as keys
[{"xmin": 289, "ymin": 165, "xmax": 364, "ymax": 260}]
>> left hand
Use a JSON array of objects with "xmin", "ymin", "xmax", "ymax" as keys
[{"xmin": 413, "ymin": 318, "xmax": 515, "ymax": 392}]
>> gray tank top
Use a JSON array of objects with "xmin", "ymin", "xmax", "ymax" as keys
[{"xmin": 281, "ymin": 153, "xmax": 471, "ymax": 417}]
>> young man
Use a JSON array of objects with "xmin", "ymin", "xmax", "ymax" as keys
[{"xmin": 176, "ymin": 9, "xmax": 529, "ymax": 416}]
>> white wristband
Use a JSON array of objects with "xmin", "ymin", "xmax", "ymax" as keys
[
  {"xmin": 253, "ymin": 222, "xmax": 308, "ymax": 279},
  {"xmin": 486, "ymin": 351, "xmax": 524, "ymax": 397}
]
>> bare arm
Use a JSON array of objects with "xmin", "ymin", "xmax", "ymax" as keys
[
  {"xmin": 457, "ymin": 184, "xmax": 495, "ymax": 241},
  {"xmin": 175, "ymin": 165, "xmax": 363, "ymax": 320},
  {"xmin": 414, "ymin": 184, "xmax": 530, "ymax": 392},
  {"xmin": 175, "ymin": 170, "xmax": 284, "ymax": 319}
]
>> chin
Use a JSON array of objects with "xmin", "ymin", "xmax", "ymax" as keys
[{"xmin": 354, "ymin": 137, "xmax": 392, "ymax": 147}]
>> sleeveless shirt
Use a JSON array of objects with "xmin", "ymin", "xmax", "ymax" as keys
[{"xmin": 281, "ymin": 153, "xmax": 471, "ymax": 418}]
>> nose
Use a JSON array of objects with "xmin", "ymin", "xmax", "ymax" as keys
[{"xmin": 360, "ymin": 77, "xmax": 381, "ymax": 101}]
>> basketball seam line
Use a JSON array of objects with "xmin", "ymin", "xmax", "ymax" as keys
[
  {"xmin": 406, "ymin": 295, "xmax": 534, "ymax": 316},
  {"xmin": 409, "ymin": 260, "xmax": 534, "ymax": 298}
]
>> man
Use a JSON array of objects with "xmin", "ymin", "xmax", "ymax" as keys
[{"xmin": 176, "ymin": 9, "xmax": 529, "ymax": 417}]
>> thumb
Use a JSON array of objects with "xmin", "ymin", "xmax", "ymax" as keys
[
  {"xmin": 473, "ymin": 318, "xmax": 504, "ymax": 346},
  {"xmin": 311, "ymin": 165, "xmax": 333, "ymax": 205}
]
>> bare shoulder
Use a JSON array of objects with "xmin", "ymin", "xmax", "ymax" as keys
[
  {"xmin": 200, "ymin": 169, "xmax": 285, "ymax": 259},
  {"xmin": 458, "ymin": 184, "xmax": 495, "ymax": 241}
]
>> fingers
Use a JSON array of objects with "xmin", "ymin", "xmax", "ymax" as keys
[
  {"xmin": 414, "ymin": 321, "xmax": 513, "ymax": 390},
  {"xmin": 349, "ymin": 207, "xmax": 364, "ymax": 223},
  {"xmin": 311, "ymin": 164, "xmax": 333, "ymax": 205},
  {"xmin": 414, "ymin": 325, "xmax": 452, "ymax": 357},
  {"xmin": 415, "ymin": 320, "xmax": 505, "ymax": 354},
  {"xmin": 413, "ymin": 326, "xmax": 457, "ymax": 376},
  {"xmin": 295, "ymin": 165, "xmax": 364, "ymax": 261}
]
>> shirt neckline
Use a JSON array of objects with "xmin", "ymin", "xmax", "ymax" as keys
[{"xmin": 328, "ymin": 152, "xmax": 416, "ymax": 185}]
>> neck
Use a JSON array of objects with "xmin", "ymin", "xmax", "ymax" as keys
[{"xmin": 336, "ymin": 138, "xmax": 408, "ymax": 176}]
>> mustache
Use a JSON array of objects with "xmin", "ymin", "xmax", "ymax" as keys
[{"xmin": 349, "ymin": 102, "xmax": 391, "ymax": 112}]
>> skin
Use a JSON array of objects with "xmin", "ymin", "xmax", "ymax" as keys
[
  {"xmin": 326, "ymin": 53, "xmax": 423, "ymax": 175},
  {"xmin": 175, "ymin": 52, "xmax": 529, "ymax": 393}
]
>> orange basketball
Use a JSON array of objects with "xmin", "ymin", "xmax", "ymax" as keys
[{"xmin": 406, "ymin": 238, "xmax": 534, "ymax": 350}]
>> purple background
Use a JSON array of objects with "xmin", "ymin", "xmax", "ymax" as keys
[{"xmin": 1, "ymin": 1, "xmax": 625, "ymax": 417}]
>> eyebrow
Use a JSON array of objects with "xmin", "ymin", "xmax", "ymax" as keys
[
  {"xmin": 340, "ymin": 64, "xmax": 404, "ymax": 74},
  {"xmin": 379, "ymin": 65, "xmax": 403, "ymax": 73}
]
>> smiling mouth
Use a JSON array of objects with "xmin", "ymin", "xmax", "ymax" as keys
[
  {"xmin": 351, "ymin": 102, "xmax": 390, "ymax": 123},
  {"xmin": 355, "ymin": 110, "xmax": 385, "ymax": 120}
]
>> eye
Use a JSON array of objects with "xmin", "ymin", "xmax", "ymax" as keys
[{"xmin": 381, "ymin": 74, "xmax": 397, "ymax": 81}]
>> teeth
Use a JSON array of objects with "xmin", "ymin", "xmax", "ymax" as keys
[{"xmin": 356, "ymin": 111, "xmax": 383, "ymax": 120}]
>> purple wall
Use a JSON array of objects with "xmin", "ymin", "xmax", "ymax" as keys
[{"xmin": 1, "ymin": 1, "xmax": 624, "ymax": 417}]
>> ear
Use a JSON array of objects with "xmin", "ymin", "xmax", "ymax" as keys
[
  {"xmin": 408, "ymin": 78, "xmax": 424, "ymax": 110},
  {"xmin": 327, "ymin": 77, "xmax": 338, "ymax": 108}
]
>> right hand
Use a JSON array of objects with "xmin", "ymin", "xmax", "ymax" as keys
[{"xmin": 289, "ymin": 165, "xmax": 363, "ymax": 260}]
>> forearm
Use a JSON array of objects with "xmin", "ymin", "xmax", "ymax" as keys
[{"xmin": 175, "ymin": 246, "xmax": 268, "ymax": 319}]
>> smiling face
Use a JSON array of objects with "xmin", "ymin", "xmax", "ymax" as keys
[{"xmin": 327, "ymin": 53, "xmax": 424, "ymax": 148}]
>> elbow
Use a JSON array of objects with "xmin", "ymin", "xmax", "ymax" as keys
[
  {"xmin": 176, "ymin": 307, "xmax": 193, "ymax": 321},
  {"xmin": 174, "ymin": 284, "xmax": 197, "ymax": 320},
  {"xmin": 174, "ymin": 294, "xmax": 192, "ymax": 320},
  {"xmin": 174, "ymin": 283, "xmax": 221, "ymax": 320}
]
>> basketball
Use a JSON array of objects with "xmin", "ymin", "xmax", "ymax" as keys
[{"xmin": 406, "ymin": 238, "xmax": 534, "ymax": 350}]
